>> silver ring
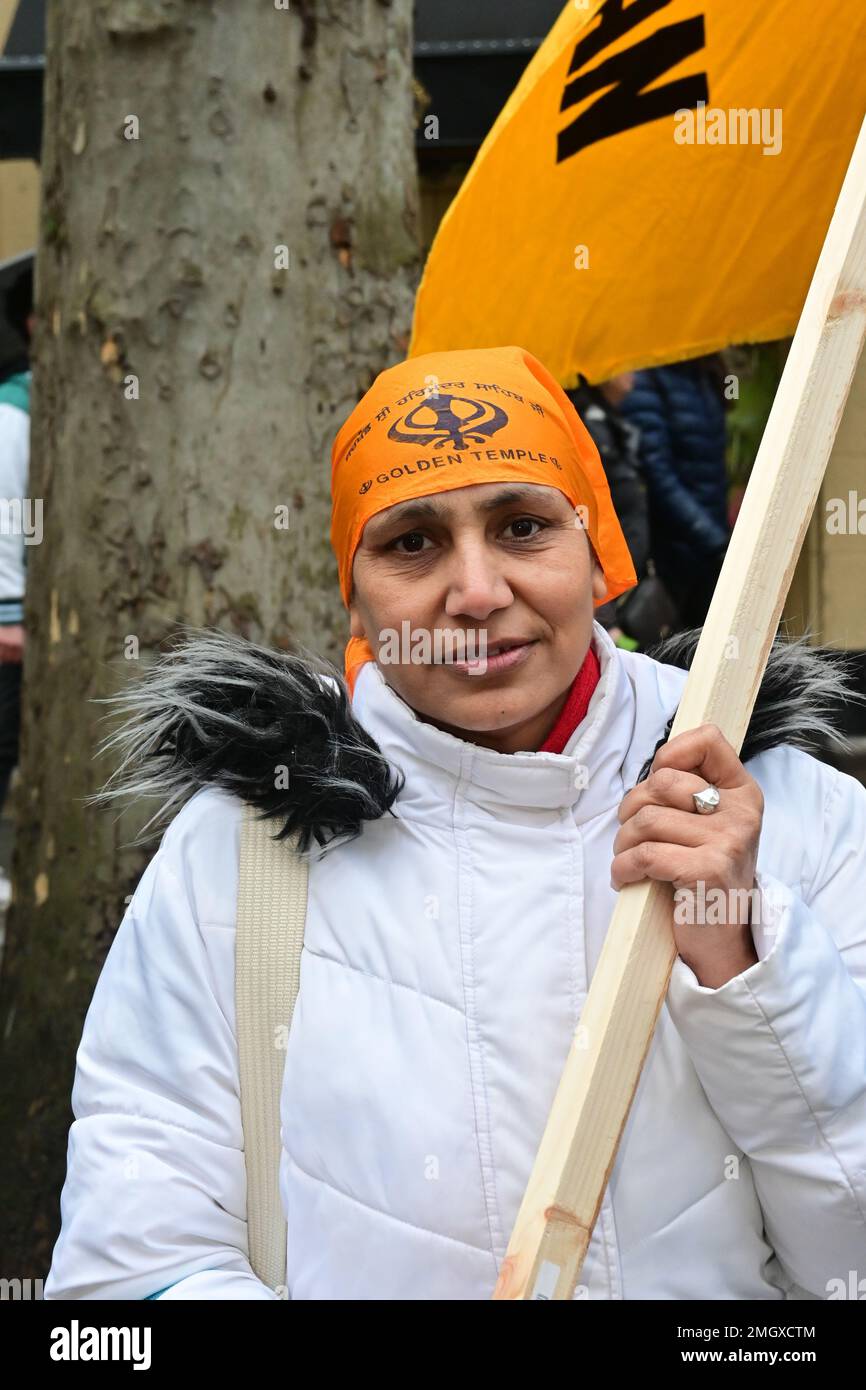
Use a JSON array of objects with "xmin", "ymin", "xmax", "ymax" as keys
[{"xmin": 692, "ymin": 785, "xmax": 721, "ymax": 815}]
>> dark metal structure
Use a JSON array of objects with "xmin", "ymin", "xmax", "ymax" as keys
[
  {"xmin": 0, "ymin": 0, "xmax": 43, "ymax": 160},
  {"xmin": 0, "ymin": 0, "xmax": 563, "ymax": 163},
  {"xmin": 414, "ymin": 0, "xmax": 562, "ymax": 155}
]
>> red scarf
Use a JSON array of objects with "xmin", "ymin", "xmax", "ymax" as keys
[{"xmin": 538, "ymin": 643, "xmax": 601, "ymax": 753}]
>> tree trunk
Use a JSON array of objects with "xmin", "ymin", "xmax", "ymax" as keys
[{"xmin": 0, "ymin": 0, "xmax": 420, "ymax": 1275}]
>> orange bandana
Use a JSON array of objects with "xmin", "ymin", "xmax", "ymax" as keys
[{"xmin": 330, "ymin": 345, "xmax": 637, "ymax": 693}]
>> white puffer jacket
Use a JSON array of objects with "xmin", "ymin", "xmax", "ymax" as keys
[{"xmin": 44, "ymin": 623, "xmax": 866, "ymax": 1300}]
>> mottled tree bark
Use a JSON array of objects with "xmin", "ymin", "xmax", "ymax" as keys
[{"xmin": 0, "ymin": 0, "xmax": 419, "ymax": 1274}]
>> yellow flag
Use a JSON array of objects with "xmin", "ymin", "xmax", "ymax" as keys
[{"xmin": 409, "ymin": 0, "xmax": 866, "ymax": 385}]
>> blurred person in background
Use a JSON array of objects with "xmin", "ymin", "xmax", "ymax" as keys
[
  {"xmin": 567, "ymin": 372, "xmax": 649, "ymax": 649},
  {"xmin": 620, "ymin": 353, "xmax": 732, "ymax": 630},
  {"xmin": 0, "ymin": 265, "xmax": 33, "ymax": 909}
]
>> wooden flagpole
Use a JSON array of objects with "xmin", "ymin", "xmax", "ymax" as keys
[{"xmin": 493, "ymin": 111, "xmax": 866, "ymax": 1301}]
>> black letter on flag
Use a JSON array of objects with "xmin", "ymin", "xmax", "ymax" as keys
[{"xmin": 557, "ymin": 0, "xmax": 708, "ymax": 163}]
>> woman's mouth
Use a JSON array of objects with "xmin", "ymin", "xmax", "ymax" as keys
[{"xmin": 448, "ymin": 639, "xmax": 538, "ymax": 677}]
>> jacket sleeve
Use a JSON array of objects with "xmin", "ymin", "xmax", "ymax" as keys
[
  {"xmin": 622, "ymin": 373, "xmax": 729, "ymax": 558},
  {"xmin": 665, "ymin": 758, "xmax": 866, "ymax": 1298},
  {"xmin": 43, "ymin": 799, "xmax": 282, "ymax": 1301}
]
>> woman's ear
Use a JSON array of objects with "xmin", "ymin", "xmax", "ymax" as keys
[
  {"xmin": 348, "ymin": 579, "xmax": 368, "ymax": 640},
  {"xmin": 585, "ymin": 532, "xmax": 608, "ymax": 603},
  {"xmin": 349, "ymin": 602, "xmax": 364, "ymax": 639},
  {"xmin": 590, "ymin": 555, "xmax": 608, "ymax": 604}
]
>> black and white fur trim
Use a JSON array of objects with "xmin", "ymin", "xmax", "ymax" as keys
[
  {"xmin": 91, "ymin": 625, "xmax": 863, "ymax": 855},
  {"xmin": 91, "ymin": 627, "xmax": 404, "ymax": 856},
  {"xmin": 636, "ymin": 627, "xmax": 865, "ymax": 783}
]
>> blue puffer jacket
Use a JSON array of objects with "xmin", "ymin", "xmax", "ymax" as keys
[{"xmin": 621, "ymin": 363, "xmax": 729, "ymax": 581}]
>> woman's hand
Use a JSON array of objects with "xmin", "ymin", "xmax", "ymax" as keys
[{"xmin": 611, "ymin": 723, "xmax": 765, "ymax": 988}]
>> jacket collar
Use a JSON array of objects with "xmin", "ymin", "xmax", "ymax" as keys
[
  {"xmin": 349, "ymin": 623, "xmax": 676, "ymax": 821},
  {"xmin": 92, "ymin": 622, "xmax": 851, "ymax": 855}
]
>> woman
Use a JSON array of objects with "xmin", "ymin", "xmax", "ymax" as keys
[{"xmin": 45, "ymin": 346, "xmax": 866, "ymax": 1301}]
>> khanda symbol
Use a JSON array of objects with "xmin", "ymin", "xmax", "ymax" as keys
[{"xmin": 387, "ymin": 393, "xmax": 509, "ymax": 449}]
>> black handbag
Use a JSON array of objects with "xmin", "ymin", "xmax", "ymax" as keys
[{"xmin": 616, "ymin": 564, "xmax": 681, "ymax": 648}]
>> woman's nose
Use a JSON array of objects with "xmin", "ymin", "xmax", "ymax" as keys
[{"xmin": 443, "ymin": 541, "xmax": 513, "ymax": 618}]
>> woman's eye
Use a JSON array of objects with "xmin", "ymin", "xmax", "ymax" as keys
[
  {"xmin": 390, "ymin": 530, "xmax": 432, "ymax": 554},
  {"xmin": 504, "ymin": 516, "xmax": 546, "ymax": 541},
  {"xmin": 386, "ymin": 518, "xmax": 546, "ymax": 552}
]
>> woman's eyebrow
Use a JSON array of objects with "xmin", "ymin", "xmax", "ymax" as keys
[
  {"xmin": 477, "ymin": 487, "xmax": 551, "ymax": 511},
  {"xmin": 368, "ymin": 486, "xmax": 553, "ymax": 536},
  {"xmin": 375, "ymin": 498, "xmax": 442, "ymax": 529}
]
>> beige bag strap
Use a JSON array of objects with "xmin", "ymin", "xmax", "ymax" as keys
[{"xmin": 235, "ymin": 800, "xmax": 308, "ymax": 1292}]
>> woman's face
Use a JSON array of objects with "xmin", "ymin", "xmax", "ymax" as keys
[{"xmin": 349, "ymin": 481, "xmax": 608, "ymax": 753}]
